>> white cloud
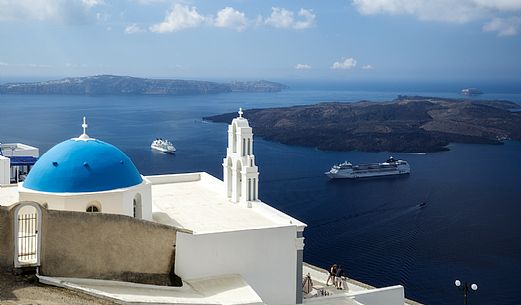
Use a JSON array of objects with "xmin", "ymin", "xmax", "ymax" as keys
[
  {"xmin": 352, "ymin": 0, "xmax": 521, "ymax": 35},
  {"xmin": 362, "ymin": 64, "xmax": 374, "ymax": 70},
  {"xmin": 472, "ymin": 0, "xmax": 521, "ymax": 11},
  {"xmin": 130, "ymin": 5, "xmax": 319, "ymax": 33},
  {"xmin": 125, "ymin": 23, "xmax": 145, "ymax": 34},
  {"xmin": 265, "ymin": 7, "xmax": 315, "ymax": 29},
  {"xmin": 483, "ymin": 17, "xmax": 521, "ymax": 36},
  {"xmin": 0, "ymin": 0, "xmax": 103, "ymax": 23},
  {"xmin": 214, "ymin": 7, "xmax": 247, "ymax": 31},
  {"xmin": 144, "ymin": 5, "xmax": 316, "ymax": 33},
  {"xmin": 352, "ymin": 0, "xmax": 488, "ymax": 23},
  {"xmin": 149, "ymin": 4, "xmax": 205, "ymax": 33},
  {"xmin": 332, "ymin": 57, "xmax": 357, "ymax": 70},
  {"xmin": 82, "ymin": 0, "xmax": 104, "ymax": 9},
  {"xmin": 295, "ymin": 63, "xmax": 312, "ymax": 70},
  {"xmin": 294, "ymin": 9, "xmax": 316, "ymax": 29},
  {"xmin": 265, "ymin": 7, "xmax": 294, "ymax": 28}
]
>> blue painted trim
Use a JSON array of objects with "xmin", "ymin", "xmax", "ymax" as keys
[{"xmin": 8, "ymin": 156, "xmax": 38, "ymax": 166}]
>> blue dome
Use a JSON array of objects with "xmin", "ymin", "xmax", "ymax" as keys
[{"xmin": 23, "ymin": 139, "xmax": 143, "ymax": 193}]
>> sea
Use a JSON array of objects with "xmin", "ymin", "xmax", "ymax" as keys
[{"xmin": 1, "ymin": 82, "xmax": 521, "ymax": 305}]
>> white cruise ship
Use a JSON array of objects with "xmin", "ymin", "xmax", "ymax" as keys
[
  {"xmin": 460, "ymin": 88, "xmax": 482, "ymax": 96},
  {"xmin": 151, "ymin": 138, "xmax": 176, "ymax": 153},
  {"xmin": 325, "ymin": 157, "xmax": 410, "ymax": 179}
]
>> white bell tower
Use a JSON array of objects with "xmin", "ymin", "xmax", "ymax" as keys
[{"xmin": 223, "ymin": 108, "xmax": 259, "ymax": 205}]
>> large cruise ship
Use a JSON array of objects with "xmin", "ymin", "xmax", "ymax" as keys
[{"xmin": 325, "ymin": 157, "xmax": 410, "ymax": 179}]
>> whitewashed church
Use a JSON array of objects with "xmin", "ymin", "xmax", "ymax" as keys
[{"xmin": 0, "ymin": 110, "xmax": 409, "ymax": 305}]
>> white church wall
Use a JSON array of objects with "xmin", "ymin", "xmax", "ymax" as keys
[
  {"xmin": 121, "ymin": 180, "xmax": 152, "ymax": 220},
  {"xmin": 147, "ymin": 172, "xmax": 201, "ymax": 185},
  {"xmin": 19, "ymin": 191, "xmax": 123, "ymax": 213},
  {"xmin": 18, "ymin": 181, "xmax": 151, "ymax": 219},
  {"xmin": 0, "ymin": 156, "xmax": 10, "ymax": 185},
  {"xmin": 140, "ymin": 181, "xmax": 152, "ymax": 220},
  {"xmin": 175, "ymin": 225, "xmax": 298, "ymax": 305}
]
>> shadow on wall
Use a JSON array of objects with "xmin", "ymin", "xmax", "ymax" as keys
[{"xmin": 0, "ymin": 202, "xmax": 183, "ymax": 286}]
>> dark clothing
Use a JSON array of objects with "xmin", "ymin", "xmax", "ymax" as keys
[
  {"xmin": 336, "ymin": 267, "xmax": 344, "ymax": 277},
  {"xmin": 330, "ymin": 266, "xmax": 337, "ymax": 275}
]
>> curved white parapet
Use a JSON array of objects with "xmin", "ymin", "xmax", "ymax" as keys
[{"xmin": 38, "ymin": 274, "xmax": 264, "ymax": 305}]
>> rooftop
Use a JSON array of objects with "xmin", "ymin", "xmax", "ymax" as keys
[
  {"xmin": 149, "ymin": 172, "xmax": 306, "ymax": 234},
  {"xmin": 0, "ymin": 143, "xmax": 39, "ymax": 157},
  {"xmin": 1, "ymin": 172, "xmax": 306, "ymax": 234}
]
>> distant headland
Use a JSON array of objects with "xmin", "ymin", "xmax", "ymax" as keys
[
  {"xmin": 205, "ymin": 96, "xmax": 521, "ymax": 153},
  {"xmin": 0, "ymin": 75, "xmax": 287, "ymax": 95}
]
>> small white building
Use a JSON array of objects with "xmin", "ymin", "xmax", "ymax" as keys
[
  {"xmin": 0, "ymin": 142, "xmax": 39, "ymax": 185},
  {"xmin": 0, "ymin": 142, "xmax": 39, "ymax": 158}
]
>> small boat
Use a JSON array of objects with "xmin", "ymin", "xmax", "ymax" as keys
[
  {"xmin": 460, "ymin": 88, "xmax": 482, "ymax": 96},
  {"xmin": 325, "ymin": 156, "xmax": 410, "ymax": 179},
  {"xmin": 151, "ymin": 138, "xmax": 176, "ymax": 154},
  {"xmin": 419, "ymin": 202, "xmax": 427, "ymax": 208}
]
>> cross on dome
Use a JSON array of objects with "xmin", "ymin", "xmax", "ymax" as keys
[
  {"xmin": 82, "ymin": 116, "xmax": 88, "ymax": 134},
  {"xmin": 238, "ymin": 108, "xmax": 243, "ymax": 118},
  {"xmin": 78, "ymin": 116, "xmax": 91, "ymax": 140}
]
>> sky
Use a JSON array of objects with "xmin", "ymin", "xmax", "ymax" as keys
[{"xmin": 0, "ymin": 0, "xmax": 520, "ymax": 83}]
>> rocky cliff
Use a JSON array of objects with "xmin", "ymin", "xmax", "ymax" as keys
[{"xmin": 205, "ymin": 96, "xmax": 521, "ymax": 152}]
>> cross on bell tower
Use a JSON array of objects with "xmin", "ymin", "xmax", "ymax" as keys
[{"xmin": 222, "ymin": 108, "xmax": 259, "ymax": 206}]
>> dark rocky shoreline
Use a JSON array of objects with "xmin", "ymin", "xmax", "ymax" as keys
[{"xmin": 205, "ymin": 96, "xmax": 521, "ymax": 153}]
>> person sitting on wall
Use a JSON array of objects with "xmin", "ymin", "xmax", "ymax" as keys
[{"xmin": 326, "ymin": 264, "xmax": 337, "ymax": 286}]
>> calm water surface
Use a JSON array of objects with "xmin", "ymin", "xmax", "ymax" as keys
[{"xmin": 1, "ymin": 89, "xmax": 521, "ymax": 305}]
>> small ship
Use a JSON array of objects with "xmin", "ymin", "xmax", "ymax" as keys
[
  {"xmin": 460, "ymin": 88, "xmax": 483, "ymax": 96},
  {"xmin": 151, "ymin": 138, "xmax": 176, "ymax": 154}
]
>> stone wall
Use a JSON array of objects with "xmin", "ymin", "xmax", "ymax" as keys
[
  {"xmin": 0, "ymin": 206, "xmax": 13, "ymax": 269},
  {"xmin": 1, "ymin": 202, "xmax": 181, "ymax": 286},
  {"xmin": 41, "ymin": 208, "xmax": 180, "ymax": 285}
]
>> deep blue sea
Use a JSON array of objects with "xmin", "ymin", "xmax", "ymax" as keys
[{"xmin": 1, "ymin": 85, "xmax": 521, "ymax": 305}]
